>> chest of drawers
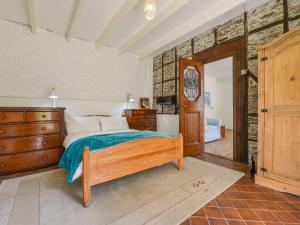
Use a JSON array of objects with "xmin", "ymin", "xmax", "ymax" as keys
[
  {"xmin": 125, "ymin": 109, "xmax": 157, "ymax": 131},
  {"xmin": 0, "ymin": 107, "xmax": 65, "ymax": 175}
]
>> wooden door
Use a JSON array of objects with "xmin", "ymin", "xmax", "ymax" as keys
[
  {"xmin": 179, "ymin": 59, "xmax": 204, "ymax": 156},
  {"xmin": 259, "ymin": 31, "xmax": 300, "ymax": 188}
]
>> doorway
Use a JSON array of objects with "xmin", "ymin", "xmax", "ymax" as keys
[
  {"xmin": 180, "ymin": 37, "xmax": 248, "ymax": 163},
  {"xmin": 204, "ymin": 57, "xmax": 233, "ymax": 160}
]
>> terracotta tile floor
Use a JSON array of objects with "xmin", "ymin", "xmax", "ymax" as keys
[{"xmin": 181, "ymin": 176, "xmax": 300, "ymax": 225}]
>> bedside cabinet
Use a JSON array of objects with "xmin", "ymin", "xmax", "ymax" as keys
[
  {"xmin": 0, "ymin": 107, "xmax": 65, "ymax": 175},
  {"xmin": 125, "ymin": 109, "xmax": 157, "ymax": 131}
]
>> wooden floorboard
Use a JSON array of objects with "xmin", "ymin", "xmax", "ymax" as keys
[{"xmin": 194, "ymin": 153, "xmax": 249, "ymax": 174}]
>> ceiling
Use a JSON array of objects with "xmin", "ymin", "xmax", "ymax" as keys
[
  {"xmin": 205, "ymin": 57, "xmax": 233, "ymax": 80},
  {"xmin": 0, "ymin": 0, "xmax": 268, "ymax": 59}
]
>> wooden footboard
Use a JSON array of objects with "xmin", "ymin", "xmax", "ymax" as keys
[{"xmin": 82, "ymin": 134, "xmax": 183, "ymax": 207}]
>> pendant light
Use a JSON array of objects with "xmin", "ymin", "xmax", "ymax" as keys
[{"xmin": 144, "ymin": 0, "xmax": 156, "ymax": 20}]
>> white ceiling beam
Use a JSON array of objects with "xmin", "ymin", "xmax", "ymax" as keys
[
  {"xmin": 138, "ymin": 0, "xmax": 247, "ymax": 59},
  {"xmin": 66, "ymin": 0, "xmax": 88, "ymax": 42},
  {"xmin": 26, "ymin": 0, "xmax": 39, "ymax": 33},
  {"xmin": 95, "ymin": 0, "xmax": 140, "ymax": 49},
  {"xmin": 118, "ymin": 0, "xmax": 191, "ymax": 54}
]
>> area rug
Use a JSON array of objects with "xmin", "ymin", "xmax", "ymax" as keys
[{"xmin": 0, "ymin": 157, "xmax": 243, "ymax": 225}]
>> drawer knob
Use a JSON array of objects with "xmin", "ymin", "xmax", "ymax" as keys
[
  {"xmin": 0, "ymin": 145, "xmax": 6, "ymax": 150},
  {"xmin": 42, "ymin": 156, "xmax": 48, "ymax": 161},
  {"xmin": 41, "ymin": 127, "xmax": 47, "ymax": 131},
  {"xmin": 0, "ymin": 114, "xmax": 5, "ymax": 119},
  {"xmin": 0, "ymin": 129, "xmax": 5, "ymax": 134},
  {"xmin": 42, "ymin": 114, "xmax": 47, "ymax": 119},
  {"xmin": 42, "ymin": 141, "xmax": 47, "ymax": 145},
  {"xmin": 0, "ymin": 163, "xmax": 6, "ymax": 168}
]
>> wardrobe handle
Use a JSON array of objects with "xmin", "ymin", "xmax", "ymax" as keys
[
  {"xmin": 0, "ymin": 114, "xmax": 5, "ymax": 119},
  {"xmin": 0, "ymin": 163, "xmax": 6, "ymax": 168},
  {"xmin": 42, "ymin": 156, "xmax": 48, "ymax": 161},
  {"xmin": 42, "ymin": 141, "xmax": 47, "ymax": 145},
  {"xmin": 0, "ymin": 129, "xmax": 5, "ymax": 134},
  {"xmin": 41, "ymin": 114, "xmax": 47, "ymax": 119},
  {"xmin": 41, "ymin": 127, "xmax": 46, "ymax": 131}
]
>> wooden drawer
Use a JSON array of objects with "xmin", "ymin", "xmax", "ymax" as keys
[
  {"xmin": 0, "ymin": 135, "xmax": 60, "ymax": 155},
  {"xmin": 26, "ymin": 111, "xmax": 60, "ymax": 122},
  {"xmin": 0, "ymin": 148, "xmax": 61, "ymax": 174},
  {"xmin": 0, "ymin": 112, "xmax": 24, "ymax": 123},
  {"xmin": 132, "ymin": 110, "xmax": 146, "ymax": 116},
  {"xmin": 145, "ymin": 113, "xmax": 156, "ymax": 118},
  {"xmin": 0, "ymin": 122, "xmax": 60, "ymax": 138}
]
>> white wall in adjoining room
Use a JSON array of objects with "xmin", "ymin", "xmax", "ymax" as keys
[
  {"xmin": 0, "ymin": 19, "xmax": 145, "ymax": 115},
  {"xmin": 216, "ymin": 78, "xmax": 233, "ymax": 129},
  {"xmin": 204, "ymin": 75, "xmax": 217, "ymax": 120},
  {"xmin": 204, "ymin": 57, "xmax": 233, "ymax": 129}
]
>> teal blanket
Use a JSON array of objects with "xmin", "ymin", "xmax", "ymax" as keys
[{"xmin": 59, "ymin": 131, "xmax": 173, "ymax": 183}]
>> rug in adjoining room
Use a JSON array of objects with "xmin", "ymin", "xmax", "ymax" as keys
[{"xmin": 0, "ymin": 157, "xmax": 243, "ymax": 225}]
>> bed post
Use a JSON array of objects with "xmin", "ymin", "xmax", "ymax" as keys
[
  {"xmin": 83, "ymin": 146, "xmax": 91, "ymax": 208},
  {"xmin": 177, "ymin": 133, "xmax": 184, "ymax": 170}
]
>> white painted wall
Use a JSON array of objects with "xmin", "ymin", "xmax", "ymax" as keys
[
  {"xmin": 216, "ymin": 78, "xmax": 233, "ymax": 129},
  {"xmin": 204, "ymin": 76, "xmax": 217, "ymax": 119},
  {"xmin": 204, "ymin": 57, "xmax": 233, "ymax": 129},
  {"xmin": 0, "ymin": 20, "xmax": 145, "ymax": 115}
]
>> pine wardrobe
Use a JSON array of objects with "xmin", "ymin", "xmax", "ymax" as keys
[{"xmin": 256, "ymin": 27, "xmax": 300, "ymax": 196}]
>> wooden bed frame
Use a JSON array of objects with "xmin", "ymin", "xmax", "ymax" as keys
[{"xmin": 82, "ymin": 134, "xmax": 183, "ymax": 207}]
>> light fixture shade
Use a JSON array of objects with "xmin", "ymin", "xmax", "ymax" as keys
[
  {"xmin": 49, "ymin": 88, "xmax": 58, "ymax": 99},
  {"xmin": 144, "ymin": 0, "xmax": 156, "ymax": 20},
  {"xmin": 127, "ymin": 94, "xmax": 135, "ymax": 102}
]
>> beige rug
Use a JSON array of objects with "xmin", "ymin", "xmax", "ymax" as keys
[{"xmin": 0, "ymin": 157, "xmax": 243, "ymax": 225}]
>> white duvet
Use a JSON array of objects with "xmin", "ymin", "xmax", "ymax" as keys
[{"xmin": 63, "ymin": 129, "xmax": 135, "ymax": 181}]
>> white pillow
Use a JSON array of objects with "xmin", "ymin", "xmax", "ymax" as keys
[
  {"xmin": 98, "ymin": 116, "xmax": 129, "ymax": 132},
  {"xmin": 65, "ymin": 115, "xmax": 101, "ymax": 134}
]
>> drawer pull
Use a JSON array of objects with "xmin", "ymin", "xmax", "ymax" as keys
[
  {"xmin": 42, "ymin": 141, "xmax": 47, "ymax": 145},
  {"xmin": 0, "ymin": 129, "xmax": 5, "ymax": 134},
  {"xmin": 0, "ymin": 114, "xmax": 5, "ymax": 119},
  {"xmin": 0, "ymin": 163, "xmax": 6, "ymax": 168},
  {"xmin": 41, "ymin": 127, "xmax": 47, "ymax": 131},
  {"xmin": 0, "ymin": 145, "xmax": 5, "ymax": 150},
  {"xmin": 42, "ymin": 156, "xmax": 48, "ymax": 161},
  {"xmin": 42, "ymin": 114, "xmax": 47, "ymax": 119}
]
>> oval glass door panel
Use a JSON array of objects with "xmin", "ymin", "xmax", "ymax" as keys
[{"xmin": 184, "ymin": 66, "xmax": 200, "ymax": 101}]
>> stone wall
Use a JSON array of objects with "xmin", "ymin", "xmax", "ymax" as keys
[{"xmin": 152, "ymin": 0, "xmax": 300, "ymax": 165}]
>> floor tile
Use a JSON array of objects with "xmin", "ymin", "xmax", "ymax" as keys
[
  {"xmin": 247, "ymin": 200, "xmax": 267, "ymax": 210},
  {"xmin": 204, "ymin": 207, "xmax": 225, "ymax": 218},
  {"xmin": 206, "ymin": 199, "xmax": 219, "ymax": 207},
  {"xmin": 226, "ymin": 219, "xmax": 247, "ymax": 225},
  {"xmin": 231, "ymin": 199, "xmax": 250, "ymax": 209},
  {"xmin": 216, "ymin": 198, "xmax": 234, "ymax": 208},
  {"xmin": 221, "ymin": 208, "xmax": 242, "ymax": 220},
  {"xmin": 272, "ymin": 211, "xmax": 299, "ymax": 223},
  {"xmin": 262, "ymin": 201, "xmax": 284, "ymax": 211},
  {"xmin": 181, "ymin": 219, "xmax": 191, "ymax": 225},
  {"xmin": 254, "ymin": 210, "xmax": 280, "ymax": 222},
  {"xmin": 238, "ymin": 208, "xmax": 260, "ymax": 221},
  {"xmin": 245, "ymin": 221, "xmax": 265, "ymax": 225},
  {"xmin": 190, "ymin": 217, "xmax": 209, "ymax": 225},
  {"xmin": 208, "ymin": 218, "xmax": 228, "ymax": 225},
  {"xmin": 193, "ymin": 208, "xmax": 206, "ymax": 217},
  {"xmin": 277, "ymin": 202, "xmax": 299, "ymax": 212}
]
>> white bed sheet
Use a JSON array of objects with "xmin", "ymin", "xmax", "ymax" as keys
[{"xmin": 63, "ymin": 129, "xmax": 135, "ymax": 181}]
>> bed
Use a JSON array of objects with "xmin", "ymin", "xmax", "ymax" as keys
[
  {"xmin": 205, "ymin": 118, "xmax": 222, "ymax": 143},
  {"xmin": 59, "ymin": 115, "xmax": 183, "ymax": 207}
]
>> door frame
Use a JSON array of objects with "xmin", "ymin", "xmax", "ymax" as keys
[{"xmin": 192, "ymin": 37, "xmax": 248, "ymax": 163}]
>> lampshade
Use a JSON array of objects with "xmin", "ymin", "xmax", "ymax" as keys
[
  {"xmin": 144, "ymin": 0, "xmax": 156, "ymax": 20},
  {"xmin": 127, "ymin": 94, "xmax": 135, "ymax": 102},
  {"xmin": 49, "ymin": 88, "xmax": 58, "ymax": 99}
]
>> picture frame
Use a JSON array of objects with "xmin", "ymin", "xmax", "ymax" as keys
[
  {"xmin": 139, "ymin": 97, "xmax": 150, "ymax": 109},
  {"xmin": 204, "ymin": 91, "xmax": 211, "ymax": 106}
]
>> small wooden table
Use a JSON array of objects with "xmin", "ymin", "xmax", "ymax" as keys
[{"xmin": 220, "ymin": 125, "xmax": 225, "ymax": 137}]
